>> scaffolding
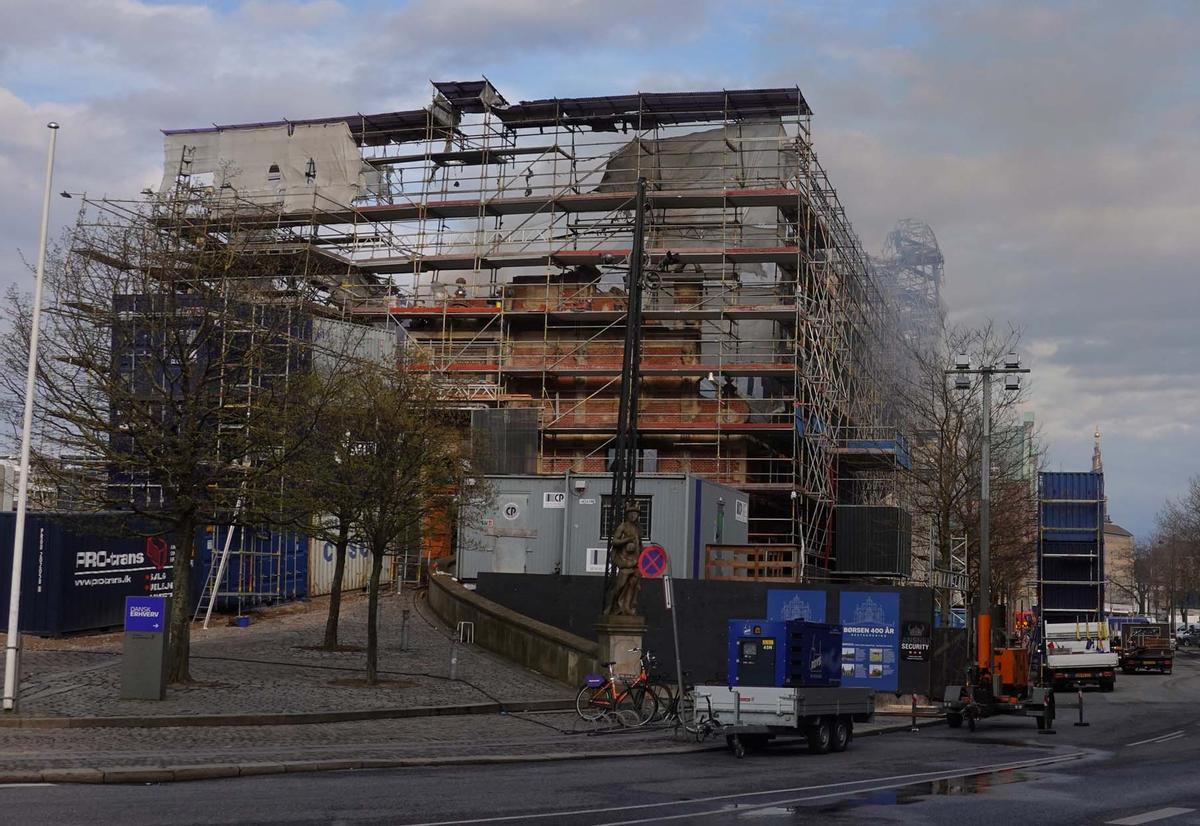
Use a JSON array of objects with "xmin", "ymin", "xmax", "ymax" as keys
[
  {"xmin": 65, "ymin": 174, "xmax": 365, "ymax": 610},
  {"xmin": 138, "ymin": 80, "xmax": 908, "ymax": 576}
]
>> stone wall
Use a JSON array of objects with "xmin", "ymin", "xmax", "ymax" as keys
[{"xmin": 427, "ymin": 573, "xmax": 600, "ymax": 687}]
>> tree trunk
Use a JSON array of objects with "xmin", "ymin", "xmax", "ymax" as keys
[
  {"xmin": 167, "ymin": 513, "xmax": 197, "ymax": 683},
  {"xmin": 365, "ymin": 544, "xmax": 385, "ymax": 685},
  {"xmin": 321, "ymin": 520, "xmax": 351, "ymax": 650}
]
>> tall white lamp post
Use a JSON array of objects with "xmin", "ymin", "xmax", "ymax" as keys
[{"xmin": 3, "ymin": 122, "xmax": 60, "ymax": 712}]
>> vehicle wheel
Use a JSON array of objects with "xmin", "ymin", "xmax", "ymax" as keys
[
  {"xmin": 807, "ymin": 718, "xmax": 832, "ymax": 754},
  {"xmin": 1100, "ymin": 680, "xmax": 1115, "ymax": 693},
  {"xmin": 647, "ymin": 682, "xmax": 674, "ymax": 722},
  {"xmin": 947, "ymin": 711, "xmax": 963, "ymax": 729},
  {"xmin": 575, "ymin": 685, "xmax": 607, "ymax": 721},
  {"xmin": 831, "ymin": 716, "xmax": 851, "ymax": 752}
]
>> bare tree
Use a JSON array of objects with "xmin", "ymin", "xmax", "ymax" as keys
[
  {"xmin": 1150, "ymin": 478, "xmax": 1200, "ymax": 626},
  {"xmin": 341, "ymin": 362, "xmax": 490, "ymax": 684},
  {"xmin": 0, "ymin": 192, "xmax": 339, "ymax": 682},
  {"xmin": 270, "ymin": 363, "xmax": 374, "ymax": 651},
  {"xmin": 896, "ymin": 322, "xmax": 1040, "ymax": 621}
]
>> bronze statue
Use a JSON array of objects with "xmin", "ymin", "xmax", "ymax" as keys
[{"xmin": 606, "ymin": 505, "xmax": 643, "ymax": 616}]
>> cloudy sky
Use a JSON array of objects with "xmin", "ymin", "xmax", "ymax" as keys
[{"xmin": 2, "ymin": 0, "xmax": 1197, "ymax": 538}]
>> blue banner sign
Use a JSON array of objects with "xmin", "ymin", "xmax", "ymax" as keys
[
  {"xmin": 839, "ymin": 591, "xmax": 899, "ymax": 691},
  {"xmin": 125, "ymin": 596, "xmax": 167, "ymax": 633},
  {"xmin": 766, "ymin": 590, "xmax": 828, "ymax": 623}
]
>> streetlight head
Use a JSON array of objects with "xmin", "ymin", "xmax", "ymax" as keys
[
  {"xmin": 47, "ymin": 122, "xmax": 59, "ymax": 130},
  {"xmin": 954, "ymin": 353, "xmax": 970, "ymax": 370},
  {"xmin": 1004, "ymin": 375, "xmax": 1021, "ymax": 391},
  {"xmin": 1004, "ymin": 351, "xmax": 1020, "ymax": 369},
  {"xmin": 953, "ymin": 374, "xmax": 971, "ymax": 390}
]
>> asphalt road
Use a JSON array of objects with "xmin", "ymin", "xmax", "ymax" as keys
[{"xmin": 5, "ymin": 651, "xmax": 1200, "ymax": 825}]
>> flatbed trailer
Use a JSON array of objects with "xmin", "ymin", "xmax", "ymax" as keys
[
  {"xmin": 697, "ymin": 684, "xmax": 875, "ymax": 758},
  {"xmin": 1121, "ymin": 623, "xmax": 1173, "ymax": 674}
]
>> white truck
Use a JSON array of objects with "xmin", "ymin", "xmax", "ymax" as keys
[{"xmin": 1043, "ymin": 621, "xmax": 1117, "ymax": 692}]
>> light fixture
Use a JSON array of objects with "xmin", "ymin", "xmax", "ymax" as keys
[
  {"xmin": 954, "ymin": 374, "xmax": 971, "ymax": 390},
  {"xmin": 1004, "ymin": 352, "xmax": 1020, "ymax": 369},
  {"xmin": 1005, "ymin": 375, "xmax": 1020, "ymax": 391},
  {"xmin": 955, "ymin": 353, "xmax": 970, "ymax": 370}
]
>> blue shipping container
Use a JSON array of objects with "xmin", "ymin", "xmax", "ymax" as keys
[
  {"xmin": 1038, "ymin": 471, "xmax": 1105, "ymax": 621},
  {"xmin": 0, "ymin": 512, "xmax": 190, "ymax": 635},
  {"xmin": 1039, "ymin": 471, "xmax": 1103, "ymax": 501},
  {"xmin": 195, "ymin": 525, "xmax": 307, "ymax": 612}
]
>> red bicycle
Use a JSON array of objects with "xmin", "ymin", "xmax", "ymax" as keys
[{"xmin": 575, "ymin": 649, "xmax": 658, "ymax": 726}]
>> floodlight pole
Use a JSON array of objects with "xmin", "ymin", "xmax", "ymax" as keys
[
  {"xmin": 945, "ymin": 357, "xmax": 1029, "ymax": 688},
  {"xmin": 4, "ymin": 122, "xmax": 60, "ymax": 713}
]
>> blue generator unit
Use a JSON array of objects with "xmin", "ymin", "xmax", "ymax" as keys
[{"xmin": 727, "ymin": 619, "xmax": 843, "ymax": 688}]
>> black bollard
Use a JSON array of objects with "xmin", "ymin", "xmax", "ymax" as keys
[
  {"xmin": 911, "ymin": 694, "xmax": 919, "ymax": 733},
  {"xmin": 1074, "ymin": 686, "xmax": 1089, "ymax": 727}
]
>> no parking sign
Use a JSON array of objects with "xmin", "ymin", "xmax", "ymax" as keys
[{"xmin": 638, "ymin": 544, "xmax": 668, "ymax": 578}]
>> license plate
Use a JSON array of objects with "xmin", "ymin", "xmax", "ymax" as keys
[{"xmin": 1078, "ymin": 672, "xmax": 1093, "ymax": 677}]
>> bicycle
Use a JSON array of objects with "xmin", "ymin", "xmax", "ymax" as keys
[
  {"xmin": 646, "ymin": 665, "xmax": 719, "ymax": 741},
  {"xmin": 575, "ymin": 648, "xmax": 659, "ymax": 727}
]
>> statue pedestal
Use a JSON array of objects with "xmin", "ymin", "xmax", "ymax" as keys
[{"xmin": 595, "ymin": 615, "xmax": 647, "ymax": 677}]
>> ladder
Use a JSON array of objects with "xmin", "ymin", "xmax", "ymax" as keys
[{"xmin": 193, "ymin": 496, "xmax": 245, "ymax": 628}]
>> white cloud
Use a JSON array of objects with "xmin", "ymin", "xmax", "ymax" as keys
[{"xmin": 1, "ymin": 0, "xmax": 1196, "ymax": 536}]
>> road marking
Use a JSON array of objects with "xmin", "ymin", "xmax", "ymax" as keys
[
  {"xmin": 0, "ymin": 784, "xmax": 55, "ymax": 789},
  {"xmin": 1106, "ymin": 807, "xmax": 1196, "ymax": 825},
  {"xmin": 1126, "ymin": 730, "xmax": 1185, "ymax": 746},
  {"xmin": 403, "ymin": 752, "xmax": 1086, "ymax": 826}
]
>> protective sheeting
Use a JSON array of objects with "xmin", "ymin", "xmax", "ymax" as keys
[
  {"xmin": 599, "ymin": 121, "xmax": 800, "ymax": 412},
  {"xmin": 311, "ymin": 318, "xmax": 396, "ymax": 372},
  {"xmin": 596, "ymin": 120, "xmax": 797, "ymax": 252},
  {"xmin": 159, "ymin": 122, "xmax": 378, "ymax": 211}
]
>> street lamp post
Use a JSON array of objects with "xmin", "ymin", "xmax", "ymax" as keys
[
  {"xmin": 3, "ymin": 122, "xmax": 60, "ymax": 713},
  {"xmin": 946, "ymin": 352, "xmax": 1029, "ymax": 693}
]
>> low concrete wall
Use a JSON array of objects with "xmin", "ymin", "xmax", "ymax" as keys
[{"xmin": 427, "ymin": 574, "xmax": 600, "ymax": 687}]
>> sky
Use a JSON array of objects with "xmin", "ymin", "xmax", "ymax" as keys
[{"xmin": 1, "ymin": 0, "xmax": 1197, "ymax": 538}]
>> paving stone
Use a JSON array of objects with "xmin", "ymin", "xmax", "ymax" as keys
[{"xmin": 6, "ymin": 592, "xmax": 569, "ymax": 721}]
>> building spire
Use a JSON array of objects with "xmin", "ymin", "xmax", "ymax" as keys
[{"xmin": 1093, "ymin": 425, "xmax": 1111, "ymax": 522}]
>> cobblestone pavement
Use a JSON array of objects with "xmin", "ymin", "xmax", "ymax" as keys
[
  {"xmin": 0, "ymin": 711, "xmax": 926, "ymax": 772},
  {"xmin": 5, "ymin": 590, "xmax": 570, "ymax": 718}
]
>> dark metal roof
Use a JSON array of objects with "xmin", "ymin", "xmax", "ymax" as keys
[
  {"xmin": 432, "ymin": 79, "xmax": 508, "ymax": 113},
  {"xmin": 162, "ymin": 109, "xmax": 439, "ymax": 147},
  {"xmin": 496, "ymin": 88, "xmax": 810, "ymax": 129},
  {"xmin": 160, "ymin": 86, "xmax": 809, "ymax": 146}
]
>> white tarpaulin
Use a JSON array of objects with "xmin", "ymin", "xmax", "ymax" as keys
[{"xmin": 159, "ymin": 122, "xmax": 373, "ymax": 211}]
